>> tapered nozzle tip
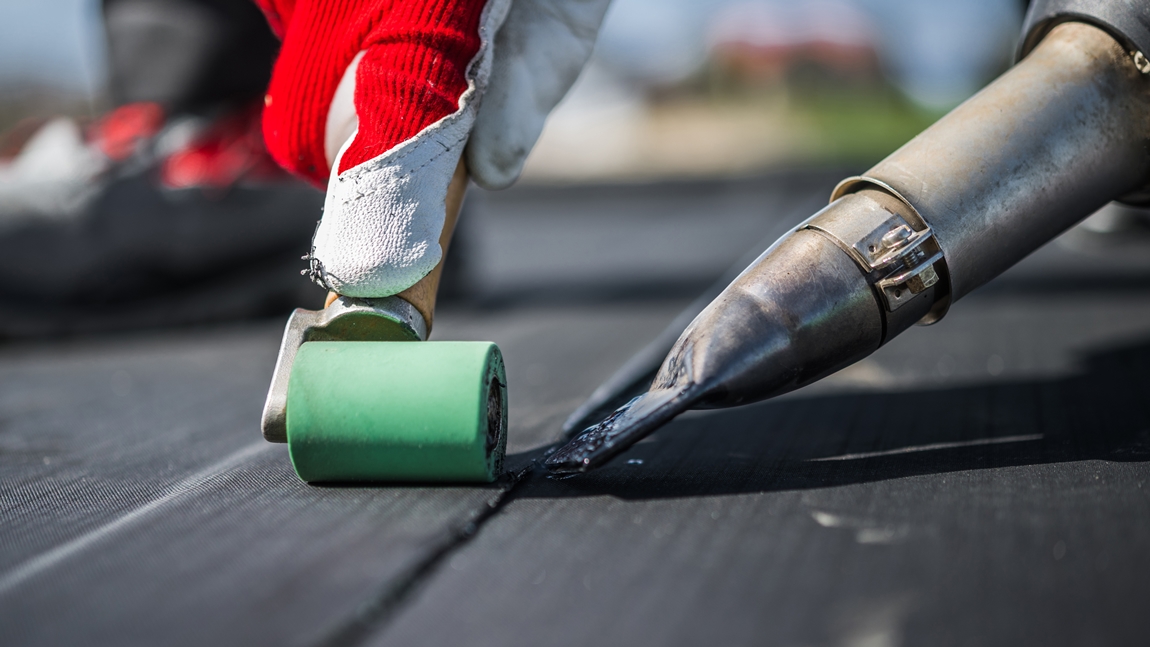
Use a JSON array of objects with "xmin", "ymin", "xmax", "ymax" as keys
[{"xmin": 545, "ymin": 388, "xmax": 697, "ymax": 474}]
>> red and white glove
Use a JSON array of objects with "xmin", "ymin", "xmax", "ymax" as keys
[{"xmin": 255, "ymin": 0, "xmax": 612, "ymax": 298}]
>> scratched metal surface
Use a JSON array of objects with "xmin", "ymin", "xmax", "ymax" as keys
[{"xmin": 3, "ymin": 172, "xmax": 1150, "ymax": 646}]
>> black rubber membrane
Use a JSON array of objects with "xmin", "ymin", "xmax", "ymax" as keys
[{"xmin": 3, "ymin": 174, "xmax": 1150, "ymax": 646}]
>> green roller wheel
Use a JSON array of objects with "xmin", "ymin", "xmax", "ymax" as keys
[{"xmin": 285, "ymin": 341, "xmax": 507, "ymax": 483}]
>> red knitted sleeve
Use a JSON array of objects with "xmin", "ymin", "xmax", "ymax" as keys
[{"xmin": 257, "ymin": 0, "xmax": 487, "ymax": 187}]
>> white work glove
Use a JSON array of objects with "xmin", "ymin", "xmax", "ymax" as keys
[{"xmin": 310, "ymin": 0, "xmax": 614, "ymax": 298}]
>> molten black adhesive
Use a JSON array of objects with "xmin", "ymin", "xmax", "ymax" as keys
[{"xmin": 544, "ymin": 387, "xmax": 697, "ymax": 474}]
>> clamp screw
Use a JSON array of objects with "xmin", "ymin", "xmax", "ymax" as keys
[{"xmin": 1134, "ymin": 51, "xmax": 1150, "ymax": 74}]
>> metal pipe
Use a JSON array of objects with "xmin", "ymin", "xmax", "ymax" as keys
[
  {"xmin": 855, "ymin": 22, "xmax": 1150, "ymax": 301},
  {"xmin": 546, "ymin": 21, "xmax": 1150, "ymax": 474}
]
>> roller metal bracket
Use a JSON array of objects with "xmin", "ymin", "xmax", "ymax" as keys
[{"xmin": 260, "ymin": 295, "xmax": 428, "ymax": 443}]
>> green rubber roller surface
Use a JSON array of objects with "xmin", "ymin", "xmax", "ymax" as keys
[{"xmin": 286, "ymin": 341, "xmax": 507, "ymax": 483}]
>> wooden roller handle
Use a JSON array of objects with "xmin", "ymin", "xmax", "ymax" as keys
[{"xmin": 324, "ymin": 157, "xmax": 469, "ymax": 332}]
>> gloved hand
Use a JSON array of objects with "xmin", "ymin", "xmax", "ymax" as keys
[{"xmin": 254, "ymin": 0, "xmax": 613, "ymax": 303}]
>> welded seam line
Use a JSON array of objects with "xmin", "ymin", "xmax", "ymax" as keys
[
  {"xmin": 315, "ymin": 466, "xmax": 532, "ymax": 647},
  {"xmin": 808, "ymin": 434, "xmax": 1044, "ymax": 462},
  {"xmin": 0, "ymin": 441, "xmax": 272, "ymax": 596}
]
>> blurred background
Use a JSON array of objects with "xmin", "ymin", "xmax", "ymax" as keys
[
  {"xmin": 526, "ymin": 0, "xmax": 1022, "ymax": 181},
  {"xmin": 0, "ymin": 0, "xmax": 1023, "ymax": 180}
]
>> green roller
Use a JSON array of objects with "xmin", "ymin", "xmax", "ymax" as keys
[{"xmin": 285, "ymin": 341, "xmax": 507, "ymax": 483}]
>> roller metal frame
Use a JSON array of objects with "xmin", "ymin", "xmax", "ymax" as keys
[{"xmin": 260, "ymin": 296, "xmax": 427, "ymax": 443}]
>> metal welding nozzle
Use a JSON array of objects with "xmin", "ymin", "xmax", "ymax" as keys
[{"xmin": 546, "ymin": 22, "xmax": 1150, "ymax": 474}]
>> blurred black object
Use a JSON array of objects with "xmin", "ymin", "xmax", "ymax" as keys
[
  {"xmin": 0, "ymin": 105, "xmax": 327, "ymax": 337},
  {"xmin": 103, "ymin": 0, "xmax": 279, "ymax": 112},
  {"xmin": 0, "ymin": 0, "xmax": 322, "ymax": 337}
]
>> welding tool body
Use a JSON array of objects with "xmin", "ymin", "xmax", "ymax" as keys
[{"xmin": 547, "ymin": 9, "xmax": 1150, "ymax": 473}]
